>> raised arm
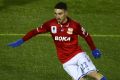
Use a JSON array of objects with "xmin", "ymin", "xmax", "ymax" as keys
[{"xmin": 8, "ymin": 21, "xmax": 50, "ymax": 47}]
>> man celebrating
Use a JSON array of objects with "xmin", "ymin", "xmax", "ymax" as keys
[{"xmin": 8, "ymin": 2, "xmax": 107, "ymax": 80}]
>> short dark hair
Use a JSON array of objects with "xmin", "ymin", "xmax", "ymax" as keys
[{"xmin": 54, "ymin": 2, "xmax": 67, "ymax": 10}]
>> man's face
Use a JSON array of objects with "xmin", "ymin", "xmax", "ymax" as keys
[{"xmin": 54, "ymin": 9, "xmax": 67, "ymax": 24}]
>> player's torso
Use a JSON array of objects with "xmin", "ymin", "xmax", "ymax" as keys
[
  {"xmin": 46, "ymin": 18, "xmax": 83, "ymax": 63},
  {"xmin": 48, "ymin": 18, "xmax": 78, "ymax": 45}
]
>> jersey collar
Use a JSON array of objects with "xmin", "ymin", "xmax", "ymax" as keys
[{"xmin": 55, "ymin": 17, "xmax": 71, "ymax": 25}]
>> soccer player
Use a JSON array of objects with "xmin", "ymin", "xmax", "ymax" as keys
[{"xmin": 8, "ymin": 2, "xmax": 107, "ymax": 80}]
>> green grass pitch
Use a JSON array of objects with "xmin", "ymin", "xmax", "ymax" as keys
[{"xmin": 0, "ymin": 0, "xmax": 120, "ymax": 80}]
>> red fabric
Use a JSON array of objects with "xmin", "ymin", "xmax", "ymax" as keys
[
  {"xmin": 75, "ymin": 23, "xmax": 96, "ymax": 50},
  {"xmin": 22, "ymin": 18, "xmax": 96, "ymax": 63},
  {"xmin": 23, "ymin": 29, "xmax": 38, "ymax": 41}
]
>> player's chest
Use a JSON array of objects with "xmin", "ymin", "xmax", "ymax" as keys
[{"xmin": 50, "ymin": 24, "xmax": 74, "ymax": 36}]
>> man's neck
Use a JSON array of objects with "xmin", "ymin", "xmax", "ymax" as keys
[{"xmin": 62, "ymin": 17, "xmax": 68, "ymax": 24}]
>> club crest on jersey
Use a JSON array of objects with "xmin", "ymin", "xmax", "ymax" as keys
[
  {"xmin": 51, "ymin": 26, "xmax": 57, "ymax": 33},
  {"xmin": 67, "ymin": 28, "xmax": 73, "ymax": 34}
]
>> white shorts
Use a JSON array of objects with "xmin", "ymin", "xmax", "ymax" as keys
[{"xmin": 63, "ymin": 52, "xmax": 97, "ymax": 80}]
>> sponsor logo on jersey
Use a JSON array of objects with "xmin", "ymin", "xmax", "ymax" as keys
[
  {"xmin": 55, "ymin": 36, "xmax": 71, "ymax": 41},
  {"xmin": 67, "ymin": 28, "xmax": 73, "ymax": 34},
  {"xmin": 51, "ymin": 26, "xmax": 57, "ymax": 33}
]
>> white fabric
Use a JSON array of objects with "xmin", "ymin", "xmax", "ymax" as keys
[{"xmin": 63, "ymin": 52, "xmax": 97, "ymax": 80}]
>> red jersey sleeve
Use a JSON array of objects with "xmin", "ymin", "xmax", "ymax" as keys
[
  {"xmin": 76, "ymin": 23, "xmax": 96, "ymax": 50},
  {"xmin": 23, "ymin": 21, "xmax": 50, "ymax": 41}
]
